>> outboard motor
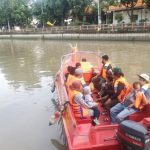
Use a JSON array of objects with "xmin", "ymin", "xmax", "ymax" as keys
[{"xmin": 117, "ymin": 120, "xmax": 150, "ymax": 150}]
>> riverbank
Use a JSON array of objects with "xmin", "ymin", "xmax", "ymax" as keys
[{"xmin": 0, "ymin": 33, "xmax": 150, "ymax": 41}]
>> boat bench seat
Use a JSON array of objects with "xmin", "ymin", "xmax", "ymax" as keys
[
  {"xmin": 128, "ymin": 104, "xmax": 150, "ymax": 122},
  {"xmin": 69, "ymin": 105, "xmax": 92, "ymax": 124},
  {"xmin": 76, "ymin": 117, "xmax": 91, "ymax": 124}
]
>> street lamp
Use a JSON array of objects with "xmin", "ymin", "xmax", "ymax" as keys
[{"xmin": 98, "ymin": 0, "xmax": 102, "ymax": 24}]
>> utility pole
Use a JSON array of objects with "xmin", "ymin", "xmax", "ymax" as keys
[
  {"xmin": 41, "ymin": 0, "xmax": 44, "ymax": 29},
  {"xmin": 98, "ymin": 0, "xmax": 102, "ymax": 24}
]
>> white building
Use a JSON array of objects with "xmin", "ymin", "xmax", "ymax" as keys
[{"xmin": 109, "ymin": 0, "xmax": 150, "ymax": 24}]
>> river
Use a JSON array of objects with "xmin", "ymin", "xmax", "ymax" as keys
[{"xmin": 0, "ymin": 39, "xmax": 150, "ymax": 150}]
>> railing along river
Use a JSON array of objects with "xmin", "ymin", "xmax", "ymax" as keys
[{"xmin": 1, "ymin": 23, "xmax": 150, "ymax": 34}]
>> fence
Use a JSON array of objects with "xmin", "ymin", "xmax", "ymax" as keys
[{"xmin": 0, "ymin": 23, "xmax": 150, "ymax": 34}]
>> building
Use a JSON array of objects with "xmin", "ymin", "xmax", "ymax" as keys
[{"xmin": 109, "ymin": 0, "xmax": 150, "ymax": 24}]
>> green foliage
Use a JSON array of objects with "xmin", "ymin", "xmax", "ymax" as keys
[
  {"xmin": 0, "ymin": 0, "xmax": 99, "ymax": 27},
  {"xmin": 32, "ymin": 0, "xmax": 70, "ymax": 25},
  {"xmin": 139, "ymin": 18, "xmax": 149, "ymax": 22},
  {"xmin": 0, "ymin": 0, "xmax": 32, "ymax": 27},
  {"xmin": 121, "ymin": 0, "xmax": 138, "ymax": 7},
  {"xmin": 144, "ymin": 0, "xmax": 150, "ymax": 8},
  {"xmin": 108, "ymin": 0, "xmax": 119, "ymax": 6},
  {"xmin": 115, "ymin": 13, "xmax": 124, "ymax": 23},
  {"xmin": 67, "ymin": 0, "xmax": 97, "ymax": 24}
]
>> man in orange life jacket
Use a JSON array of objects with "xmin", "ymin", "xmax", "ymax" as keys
[
  {"xmin": 110, "ymin": 82, "xmax": 149, "ymax": 123},
  {"xmin": 92, "ymin": 55, "xmax": 112, "ymax": 91},
  {"xmin": 104, "ymin": 67, "xmax": 130, "ymax": 111}
]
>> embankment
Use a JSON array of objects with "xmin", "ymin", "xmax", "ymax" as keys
[{"xmin": 0, "ymin": 33, "xmax": 150, "ymax": 41}]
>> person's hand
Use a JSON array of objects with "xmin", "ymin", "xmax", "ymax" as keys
[
  {"xmin": 106, "ymin": 98, "xmax": 111, "ymax": 102},
  {"xmin": 93, "ymin": 102, "xmax": 99, "ymax": 106}
]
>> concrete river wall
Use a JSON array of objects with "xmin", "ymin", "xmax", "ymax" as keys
[{"xmin": 0, "ymin": 33, "xmax": 150, "ymax": 41}]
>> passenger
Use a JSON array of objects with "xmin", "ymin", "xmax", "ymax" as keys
[
  {"xmin": 74, "ymin": 68, "xmax": 86, "ymax": 87},
  {"xmin": 70, "ymin": 80, "xmax": 100, "ymax": 125},
  {"xmin": 98, "ymin": 75, "xmax": 114, "ymax": 105},
  {"xmin": 65, "ymin": 66, "xmax": 75, "ymax": 82},
  {"xmin": 83, "ymin": 86, "xmax": 100, "ymax": 125},
  {"xmin": 65, "ymin": 66, "xmax": 76, "ymax": 101},
  {"xmin": 80, "ymin": 58, "xmax": 93, "ymax": 73},
  {"xmin": 80, "ymin": 58, "xmax": 94, "ymax": 83},
  {"xmin": 100, "ymin": 55, "xmax": 112, "ymax": 80},
  {"xmin": 104, "ymin": 67, "xmax": 131, "ymax": 110},
  {"xmin": 138, "ymin": 73, "xmax": 150, "ymax": 100},
  {"xmin": 92, "ymin": 54, "xmax": 112, "ymax": 91},
  {"xmin": 75, "ymin": 62, "xmax": 81, "ymax": 68},
  {"xmin": 110, "ymin": 82, "xmax": 149, "ymax": 124}
]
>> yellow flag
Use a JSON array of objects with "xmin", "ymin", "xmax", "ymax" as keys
[{"xmin": 47, "ymin": 20, "xmax": 56, "ymax": 26}]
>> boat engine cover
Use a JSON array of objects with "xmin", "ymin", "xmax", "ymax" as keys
[{"xmin": 117, "ymin": 120, "xmax": 150, "ymax": 150}]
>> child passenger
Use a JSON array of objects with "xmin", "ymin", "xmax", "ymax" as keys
[{"xmin": 83, "ymin": 86, "xmax": 100, "ymax": 125}]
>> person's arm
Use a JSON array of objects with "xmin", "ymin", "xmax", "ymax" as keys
[
  {"xmin": 74, "ymin": 94, "xmax": 91, "ymax": 108},
  {"xmin": 128, "ymin": 103, "xmax": 134, "ymax": 108},
  {"xmin": 142, "ymin": 93, "xmax": 150, "ymax": 105}
]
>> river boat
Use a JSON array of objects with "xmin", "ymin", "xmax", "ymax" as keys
[{"xmin": 54, "ymin": 50, "xmax": 150, "ymax": 150}]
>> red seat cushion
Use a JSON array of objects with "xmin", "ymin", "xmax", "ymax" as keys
[{"xmin": 129, "ymin": 104, "xmax": 150, "ymax": 122}]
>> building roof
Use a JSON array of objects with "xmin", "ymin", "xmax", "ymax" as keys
[{"xmin": 109, "ymin": 0, "xmax": 146, "ymax": 12}]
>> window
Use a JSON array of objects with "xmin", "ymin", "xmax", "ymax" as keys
[{"xmin": 133, "ymin": 15, "xmax": 138, "ymax": 22}]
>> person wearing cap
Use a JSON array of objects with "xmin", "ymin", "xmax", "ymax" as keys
[
  {"xmin": 103, "ymin": 67, "xmax": 131, "ymax": 111},
  {"xmin": 92, "ymin": 54, "xmax": 112, "ymax": 91},
  {"xmin": 138, "ymin": 73, "xmax": 150, "ymax": 100}
]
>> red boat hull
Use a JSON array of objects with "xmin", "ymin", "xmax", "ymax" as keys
[{"xmin": 55, "ymin": 51, "xmax": 150, "ymax": 150}]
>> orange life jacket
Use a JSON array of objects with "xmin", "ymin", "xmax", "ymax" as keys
[
  {"xmin": 81, "ymin": 62, "xmax": 93, "ymax": 73},
  {"xmin": 114, "ymin": 77, "xmax": 131, "ymax": 102},
  {"xmin": 71, "ymin": 90, "xmax": 88, "ymax": 118},
  {"xmin": 133, "ymin": 91, "xmax": 146, "ymax": 110},
  {"xmin": 66, "ymin": 75, "xmax": 76, "ymax": 96},
  {"xmin": 100, "ymin": 62, "xmax": 111, "ymax": 80},
  {"xmin": 81, "ymin": 62, "xmax": 93, "ymax": 83},
  {"xmin": 66, "ymin": 75, "xmax": 78, "ymax": 103},
  {"xmin": 66, "ymin": 74, "xmax": 75, "ymax": 87},
  {"xmin": 78, "ymin": 77, "xmax": 86, "ymax": 86}
]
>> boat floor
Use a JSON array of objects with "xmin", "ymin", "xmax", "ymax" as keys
[{"xmin": 92, "ymin": 92, "xmax": 111, "ymax": 125}]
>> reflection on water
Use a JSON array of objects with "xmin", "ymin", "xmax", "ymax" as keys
[
  {"xmin": 0, "ymin": 39, "xmax": 150, "ymax": 150},
  {"xmin": 51, "ymin": 139, "xmax": 67, "ymax": 150}
]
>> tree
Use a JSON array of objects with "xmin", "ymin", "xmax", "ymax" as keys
[
  {"xmin": 32, "ymin": 0, "xmax": 70, "ymax": 26},
  {"xmin": 144, "ymin": 0, "xmax": 150, "ymax": 8},
  {"xmin": 11, "ymin": 0, "xmax": 32, "ymax": 27},
  {"xmin": 115, "ymin": 13, "xmax": 124, "ymax": 23},
  {"xmin": 120, "ymin": 0, "xmax": 138, "ymax": 23},
  {"xmin": 0, "ymin": 0, "xmax": 32, "ymax": 29},
  {"xmin": 67, "ymin": 0, "xmax": 97, "ymax": 25}
]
